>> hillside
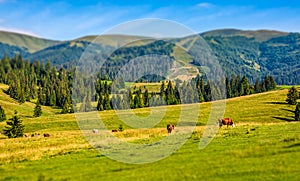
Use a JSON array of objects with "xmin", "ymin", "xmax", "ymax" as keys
[
  {"xmin": 0, "ymin": 31, "xmax": 60, "ymax": 53},
  {"xmin": 76, "ymin": 34, "xmax": 152, "ymax": 47},
  {"xmin": 0, "ymin": 83, "xmax": 300, "ymax": 180},
  {"xmin": 0, "ymin": 29, "xmax": 299, "ymax": 84},
  {"xmin": 199, "ymin": 31, "xmax": 300, "ymax": 84},
  {"xmin": 201, "ymin": 28, "xmax": 288, "ymax": 42}
]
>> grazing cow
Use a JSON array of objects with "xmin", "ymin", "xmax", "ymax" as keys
[
  {"xmin": 92, "ymin": 129, "xmax": 99, "ymax": 134},
  {"xmin": 218, "ymin": 118, "xmax": 235, "ymax": 128},
  {"xmin": 167, "ymin": 124, "xmax": 175, "ymax": 134},
  {"xmin": 111, "ymin": 129, "xmax": 118, "ymax": 132},
  {"xmin": 43, "ymin": 133, "xmax": 50, "ymax": 137}
]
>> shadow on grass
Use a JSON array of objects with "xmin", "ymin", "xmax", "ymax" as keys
[
  {"xmin": 285, "ymin": 142, "xmax": 300, "ymax": 148},
  {"xmin": 273, "ymin": 116, "xmax": 296, "ymax": 122},
  {"xmin": 265, "ymin": 101, "xmax": 287, "ymax": 105},
  {"xmin": 280, "ymin": 108, "xmax": 295, "ymax": 113}
]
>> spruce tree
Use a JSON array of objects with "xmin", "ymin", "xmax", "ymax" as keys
[
  {"xmin": 3, "ymin": 111, "xmax": 24, "ymax": 138},
  {"xmin": 160, "ymin": 81, "xmax": 165, "ymax": 97},
  {"xmin": 295, "ymin": 103, "xmax": 300, "ymax": 121},
  {"xmin": 143, "ymin": 89, "xmax": 149, "ymax": 107},
  {"xmin": 286, "ymin": 86, "xmax": 299, "ymax": 105},
  {"xmin": 33, "ymin": 101, "xmax": 42, "ymax": 117},
  {"xmin": 103, "ymin": 93, "xmax": 111, "ymax": 110},
  {"xmin": 0, "ymin": 105, "xmax": 6, "ymax": 122},
  {"xmin": 97, "ymin": 94, "xmax": 104, "ymax": 111},
  {"xmin": 198, "ymin": 90, "xmax": 205, "ymax": 103},
  {"xmin": 61, "ymin": 101, "xmax": 69, "ymax": 114},
  {"xmin": 241, "ymin": 76, "xmax": 250, "ymax": 95},
  {"xmin": 254, "ymin": 79, "xmax": 260, "ymax": 93}
]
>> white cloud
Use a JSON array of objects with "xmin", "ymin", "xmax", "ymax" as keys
[{"xmin": 197, "ymin": 2, "xmax": 215, "ymax": 9}]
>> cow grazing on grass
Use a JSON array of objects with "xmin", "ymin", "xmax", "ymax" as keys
[
  {"xmin": 218, "ymin": 118, "xmax": 235, "ymax": 128},
  {"xmin": 43, "ymin": 133, "xmax": 50, "ymax": 137},
  {"xmin": 167, "ymin": 124, "xmax": 175, "ymax": 134},
  {"xmin": 111, "ymin": 129, "xmax": 118, "ymax": 132},
  {"xmin": 92, "ymin": 129, "xmax": 99, "ymax": 134}
]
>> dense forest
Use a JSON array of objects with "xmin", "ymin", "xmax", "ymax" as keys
[
  {"xmin": 95, "ymin": 40, "xmax": 175, "ymax": 81},
  {"xmin": 202, "ymin": 33, "xmax": 300, "ymax": 84},
  {"xmin": 0, "ymin": 55, "xmax": 75, "ymax": 113},
  {"xmin": 0, "ymin": 55, "xmax": 276, "ymax": 113}
]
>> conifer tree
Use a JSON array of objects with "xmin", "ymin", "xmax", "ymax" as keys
[
  {"xmin": 97, "ymin": 94, "xmax": 104, "ymax": 111},
  {"xmin": 254, "ymin": 79, "xmax": 260, "ymax": 93},
  {"xmin": 286, "ymin": 86, "xmax": 299, "ymax": 105},
  {"xmin": 61, "ymin": 101, "xmax": 69, "ymax": 114},
  {"xmin": 103, "ymin": 93, "xmax": 111, "ymax": 110},
  {"xmin": 241, "ymin": 76, "xmax": 250, "ymax": 95},
  {"xmin": 295, "ymin": 103, "xmax": 300, "ymax": 121},
  {"xmin": 33, "ymin": 101, "xmax": 42, "ymax": 117},
  {"xmin": 3, "ymin": 111, "xmax": 24, "ymax": 138},
  {"xmin": 143, "ymin": 89, "xmax": 149, "ymax": 107},
  {"xmin": 198, "ymin": 90, "xmax": 205, "ymax": 103},
  {"xmin": 160, "ymin": 81, "xmax": 165, "ymax": 97},
  {"xmin": 0, "ymin": 105, "xmax": 6, "ymax": 122}
]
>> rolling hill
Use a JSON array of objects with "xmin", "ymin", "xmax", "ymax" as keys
[
  {"xmin": 201, "ymin": 28, "xmax": 289, "ymax": 42},
  {"xmin": 0, "ymin": 31, "xmax": 60, "ymax": 53},
  {"xmin": 0, "ymin": 29, "xmax": 299, "ymax": 84},
  {"xmin": 0, "ymin": 82, "xmax": 299, "ymax": 180}
]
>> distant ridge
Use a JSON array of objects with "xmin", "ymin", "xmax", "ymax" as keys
[
  {"xmin": 0, "ymin": 30, "xmax": 60, "ymax": 53},
  {"xmin": 201, "ymin": 29, "xmax": 288, "ymax": 42},
  {"xmin": 0, "ymin": 28, "xmax": 299, "ymax": 84}
]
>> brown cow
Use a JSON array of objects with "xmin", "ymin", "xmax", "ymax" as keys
[
  {"xmin": 43, "ymin": 133, "xmax": 50, "ymax": 137},
  {"xmin": 111, "ymin": 129, "xmax": 118, "ymax": 132},
  {"xmin": 167, "ymin": 124, "xmax": 175, "ymax": 134},
  {"xmin": 218, "ymin": 118, "xmax": 235, "ymax": 128}
]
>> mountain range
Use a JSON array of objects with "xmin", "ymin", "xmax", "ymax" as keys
[{"xmin": 0, "ymin": 29, "xmax": 299, "ymax": 84}]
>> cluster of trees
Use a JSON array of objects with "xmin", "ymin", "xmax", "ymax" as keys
[
  {"xmin": 226, "ymin": 75, "xmax": 276, "ymax": 98},
  {"xmin": 0, "ymin": 55, "xmax": 74, "ymax": 113},
  {"xmin": 92, "ymin": 74, "xmax": 277, "ymax": 111}
]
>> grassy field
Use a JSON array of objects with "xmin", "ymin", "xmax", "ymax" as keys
[{"xmin": 0, "ymin": 84, "xmax": 300, "ymax": 180}]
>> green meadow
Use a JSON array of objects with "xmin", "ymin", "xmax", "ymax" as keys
[{"xmin": 0, "ymin": 84, "xmax": 300, "ymax": 180}]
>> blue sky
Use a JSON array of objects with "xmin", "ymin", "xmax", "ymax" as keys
[{"xmin": 0, "ymin": 0, "xmax": 300, "ymax": 40}]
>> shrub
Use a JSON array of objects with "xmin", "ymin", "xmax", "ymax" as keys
[{"xmin": 118, "ymin": 124, "xmax": 124, "ymax": 132}]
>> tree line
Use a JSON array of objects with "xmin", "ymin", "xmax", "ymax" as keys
[
  {"xmin": 93, "ymin": 74, "xmax": 277, "ymax": 111},
  {"xmin": 0, "ymin": 55, "xmax": 277, "ymax": 113}
]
